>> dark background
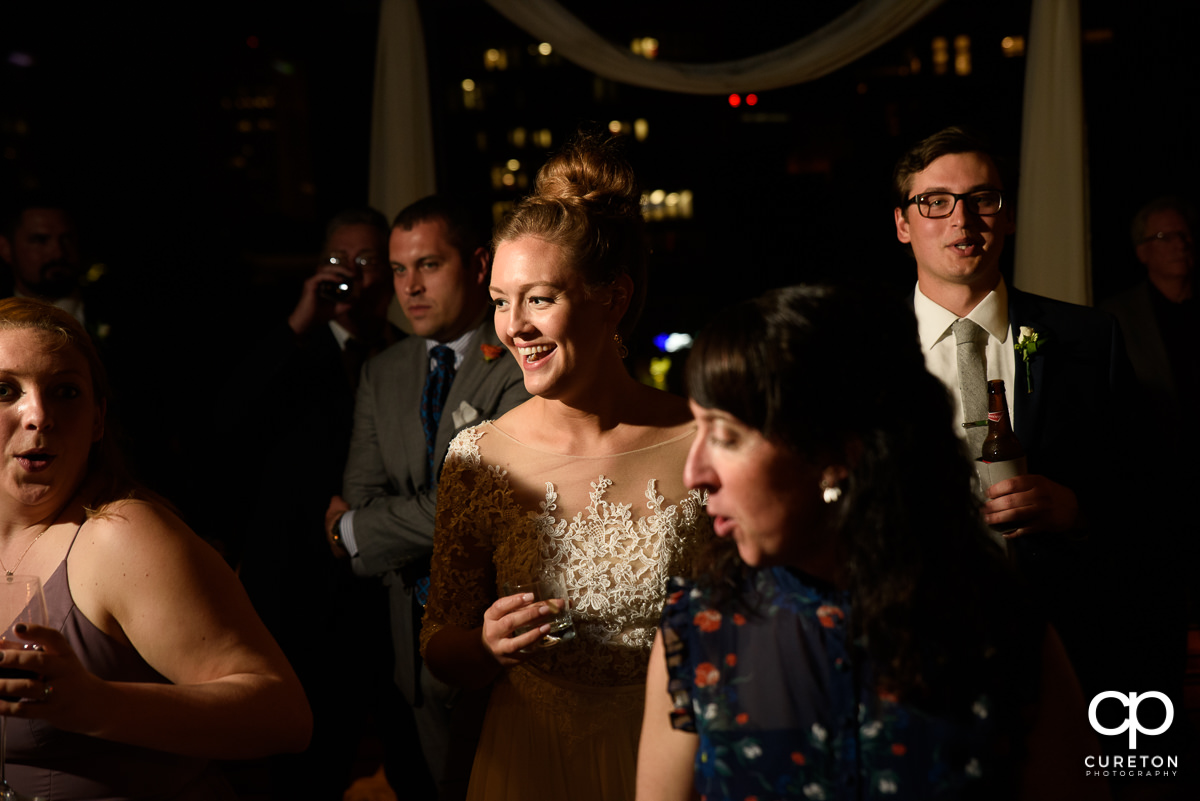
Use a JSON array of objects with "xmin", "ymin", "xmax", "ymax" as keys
[{"xmin": 1, "ymin": 0, "xmax": 1197, "ymax": 514}]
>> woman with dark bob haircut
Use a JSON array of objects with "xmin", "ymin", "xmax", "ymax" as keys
[
  {"xmin": 0, "ymin": 298, "xmax": 311, "ymax": 800},
  {"xmin": 636, "ymin": 285, "xmax": 1107, "ymax": 801}
]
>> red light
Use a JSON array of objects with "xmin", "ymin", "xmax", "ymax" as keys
[
  {"xmin": 746, "ymin": 94, "xmax": 758, "ymax": 106},
  {"xmin": 247, "ymin": 35, "xmax": 259, "ymax": 49},
  {"xmin": 728, "ymin": 94, "xmax": 741, "ymax": 108}
]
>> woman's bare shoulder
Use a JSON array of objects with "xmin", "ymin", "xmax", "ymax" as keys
[
  {"xmin": 84, "ymin": 498, "xmax": 191, "ymax": 544},
  {"xmin": 70, "ymin": 499, "xmax": 235, "ymax": 644},
  {"xmin": 78, "ymin": 498, "xmax": 225, "ymax": 579}
]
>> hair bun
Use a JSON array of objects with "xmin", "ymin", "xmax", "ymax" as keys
[{"xmin": 534, "ymin": 133, "xmax": 641, "ymax": 220}]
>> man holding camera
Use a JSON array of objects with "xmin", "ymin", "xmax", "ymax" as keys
[
  {"xmin": 227, "ymin": 206, "xmax": 409, "ymax": 800},
  {"xmin": 285, "ymin": 207, "xmax": 398, "ymax": 372}
]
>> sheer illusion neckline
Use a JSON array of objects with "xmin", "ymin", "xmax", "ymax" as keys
[{"xmin": 485, "ymin": 420, "xmax": 696, "ymax": 458}]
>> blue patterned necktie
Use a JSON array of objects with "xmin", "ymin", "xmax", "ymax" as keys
[
  {"xmin": 416, "ymin": 344, "xmax": 456, "ymax": 607},
  {"xmin": 421, "ymin": 344, "xmax": 457, "ymax": 486}
]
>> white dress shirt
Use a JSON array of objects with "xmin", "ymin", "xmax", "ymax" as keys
[{"xmin": 913, "ymin": 278, "xmax": 1017, "ymax": 443}]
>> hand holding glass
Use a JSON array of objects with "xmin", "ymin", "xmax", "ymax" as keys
[
  {"xmin": 0, "ymin": 575, "xmax": 47, "ymax": 801},
  {"xmin": 502, "ymin": 575, "xmax": 575, "ymax": 650}
]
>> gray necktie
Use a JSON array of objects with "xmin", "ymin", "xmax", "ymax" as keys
[{"xmin": 952, "ymin": 318, "xmax": 988, "ymax": 455}]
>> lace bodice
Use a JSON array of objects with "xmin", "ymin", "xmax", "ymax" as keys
[{"xmin": 421, "ymin": 421, "xmax": 709, "ymax": 687}]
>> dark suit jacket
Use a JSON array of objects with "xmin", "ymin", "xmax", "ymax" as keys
[
  {"xmin": 1099, "ymin": 280, "xmax": 1182, "ymax": 431},
  {"xmin": 234, "ymin": 322, "xmax": 360, "ymax": 634},
  {"xmin": 342, "ymin": 320, "xmax": 529, "ymax": 704},
  {"xmin": 1005, "ymin": 286, "xmax": 1135, "ymax": 549},
  {"xmin": 915, "ymin": 285, "xmax": 1139, "ymax": 693}
]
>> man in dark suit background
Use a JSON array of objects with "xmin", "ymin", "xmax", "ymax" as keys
[
  {"xmin": 0, "ymin": 196, "xmax": 85, "ymax": 311},
  {"xmin": 891, "ymin": 127, "xmax": 1151, "ymax": 704},
  {"xmin": 1100, "ymin": 197, "xmax": 1197, "ymax": 736},
  {"xmin": 223, "ymin": 206, "xmax": 408, "ymax": 800},
  {"xmin": 325, "ymin": 196, "xmax": 529, "ymax": 801},
  {"xmin": 1101, "ymin": 196, "xmax": 1196, "ymax": 443}
]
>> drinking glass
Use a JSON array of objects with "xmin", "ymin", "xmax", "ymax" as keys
[
  {"xmin": 503, "ymin": 572, "xmax": 575, "ymax": 650},
  {"xmin": 0, "ymin": 576, "xmax": 47, "ymax": 801}
]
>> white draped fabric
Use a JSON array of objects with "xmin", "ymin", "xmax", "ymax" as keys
[
  {"xmin": 368, "ymin": 0, "xmax": 437, "ymax": 221},
  {"xmin": 370, "ymin": 0, "xmax": 1090, "ymax": 305},
  {"xmin": 368, "ymin": 0, "xmax": 947, "ymax": 205},
  {"xmin": 485, "ymin": 0, "xmax": 947, "ymax": 94},
  {"xmin": 1013, "ymin": 0, "xmax": 1090, "ymax": 305}
]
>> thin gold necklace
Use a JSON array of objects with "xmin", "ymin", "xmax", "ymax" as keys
[
  {"xmin": 1, "ymin": 504, "xmax": 67, "ymax": 579},
  {"xmin": 0, "ymin": 529, "xmax": 46, "ymax": 579}
]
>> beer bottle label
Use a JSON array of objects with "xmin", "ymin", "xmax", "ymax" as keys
[{"xmin": 987, "ymin": 412, "xmax": 1003, "ymax": 422}]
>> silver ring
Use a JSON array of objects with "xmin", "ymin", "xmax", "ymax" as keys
[{"xmin": 42, "ymin": 683, "xmax": 53, "ymax": 700}]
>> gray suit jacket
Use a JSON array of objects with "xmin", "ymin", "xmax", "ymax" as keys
[{"xmin": 342, "ymin": 320, "xmax": 529, "ymax": 703}]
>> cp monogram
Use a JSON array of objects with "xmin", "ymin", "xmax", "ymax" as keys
[{"xmin": 1088, "ymin": 691, "xmax": 1174, "ymax": 749}]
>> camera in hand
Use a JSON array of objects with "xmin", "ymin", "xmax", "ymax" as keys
[{"xmin": 318, "ymin": 280, "xmax": 352, "ymax": 302}]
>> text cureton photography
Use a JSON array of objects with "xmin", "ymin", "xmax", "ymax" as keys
[{"xmin": 1085, "ymin": 691, "xmax": 1181, "ymax": 779}]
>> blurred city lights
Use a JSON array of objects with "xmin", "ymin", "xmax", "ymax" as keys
[
  {"xmin": 649, "ymin": 357, "xmax": 671, "ymax": 390},
  {"xmin": 1001, "ymin": 35, "xmax": 1026, "ymax": 57},
  {"xmin": 728, "ymin": 94, "xmax": 741, "ymax": 108},
  {"xmin": 631, "ymin": 37, "xmax": 660, "ymax": 60},
  {"xmin": 653, "ymin": 332, "xmax": 694, "ymax": 353},
  {"xmin": 954, "ymin": 35, "xmax": 971, "ymax": 76},
  {"xmin": 932, "ymin": 36, "xmax": 949, "ymax": 75}
]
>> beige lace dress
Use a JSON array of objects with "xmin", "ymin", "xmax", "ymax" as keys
[{"xmin": 420, "ymin": 420, "xmax": 708, "ymax": 801}]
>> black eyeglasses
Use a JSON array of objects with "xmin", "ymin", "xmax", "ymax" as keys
[{"xmin": 903, "ymin": 190, "xmax": 1004, "ymax": 219}]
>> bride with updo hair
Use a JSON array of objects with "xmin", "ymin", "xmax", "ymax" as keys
[{"xmin": 421, "ymin": 133, "xmax": 709, "ymax": 801}]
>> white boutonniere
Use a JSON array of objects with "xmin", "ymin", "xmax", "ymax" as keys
[{"xmin": 1014, "ymin": 326, "xmax": 1043, "ymax": 393}]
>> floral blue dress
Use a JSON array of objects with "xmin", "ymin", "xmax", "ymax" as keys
[{"xmin": 660, "ymin": 568, "xmax": 1025, "ymax": 801}]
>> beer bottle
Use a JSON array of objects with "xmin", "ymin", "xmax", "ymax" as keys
[
  {"xmin": 981, "ymin": 379, "xmax": 1024, "ymax": 464},
  {"xmin": 979, "ymin": 379, "xmax": 1026, "ymax": 549}
]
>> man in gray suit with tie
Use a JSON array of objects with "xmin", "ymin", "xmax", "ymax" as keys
[{"xmin": 325, "ymin": 196, "xmax": 529, "ymax": 799}]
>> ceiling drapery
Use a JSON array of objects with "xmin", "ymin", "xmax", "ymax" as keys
[
  {"xmin": 485, "ymin": 0, "xmax": 947, "ymax": 94},
  {"xmin": 374, "ymin": 0, "xmax": 1089, "ymax": 306}
]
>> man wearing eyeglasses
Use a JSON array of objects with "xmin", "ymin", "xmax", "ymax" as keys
[
  {"xmin": 892, "ymin": 127, "xmax": 1142, "ymax": 699},
  {"xmin": 224, "ymin": 206, "xmax": 413, "ymax": 800},
  {"xmin": 1102, "ymin": 197, "xmax": 1195, "ymax": 431},
  {"xmin": 1100, "ymin": 198, "xmax": 1196, "ymax": 712}
]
